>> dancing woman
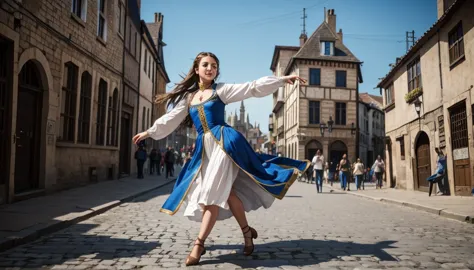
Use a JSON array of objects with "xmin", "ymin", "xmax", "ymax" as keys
[{"xmin": 133, "ymin": 52, "xmax": 310, "ymax": 266}]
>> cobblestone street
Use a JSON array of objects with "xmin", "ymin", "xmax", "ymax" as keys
[{"xmin": 1, "ymin": 181, "xmax": 474, "ymax": 270}]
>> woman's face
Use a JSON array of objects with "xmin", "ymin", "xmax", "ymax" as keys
[{"xmin": 195, "ymin": 56, "xmax": 218, "ymax": 84}]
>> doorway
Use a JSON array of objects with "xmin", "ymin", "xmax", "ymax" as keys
[
  {"xmin": 305, "ymin": 140, "xmax": 322, "ymax": 160},
  {"xmin": 14, "ymin": 60, "xmax": 43, "ymax": 193},
  {"xmin": 415, "ymin": 132, "xmax": 430, "ymax": 192},
  {"xmin": 329, "ymin": 140, "xmax": 348, "ymax": 165},
  {"xmin": 0, "ymin": 37, "xmax": 13, "ymax": 203},
  {"xmin": 119, "ymin": 110, "xmax": 132, "ymax": 176},
  {"xmin": 450, "ymin": 102, "xmax": 471, "ymax": 196}
]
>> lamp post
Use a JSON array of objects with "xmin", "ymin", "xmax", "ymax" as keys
[
  {"xmin": 320, "ymin": 123, "xmax": 326, "ymax": 137},
  {"xmin": 414, "ymin": 98, "xmax": 422, "ymax": 130},
  {"xmin": 327, "ymin": 116, "xmax": 334, "ymax": 133}
]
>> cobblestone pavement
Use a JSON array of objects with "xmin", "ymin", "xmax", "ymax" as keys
[{"xmin": 1, "ymin": 181, "xmax": 474, "ymax": 270}]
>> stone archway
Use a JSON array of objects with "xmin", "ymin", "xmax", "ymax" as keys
[
  {"xmin": 329, "ymin": 140, "xmax": 348, "ymax": 165},
  {"xmin": 415, "ymin": 131, "xmax": 431, "ymax": 192},
  {"xmin": 305, "ymin": 140, "xmax": 322, "ymax": 160}
]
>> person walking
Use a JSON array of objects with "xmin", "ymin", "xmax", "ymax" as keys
[
  {"xmin": 134, "ymin": 143, "xmax": 147, "ymax": 179},
  {"xmin": 149, "ymin": 148, "xmax": 161, "ymax": 175},
  {"xmin": 372, "ymin": 155, "xmax": 385, "ymax": 189},
  {"xmin": 164, "ymin": 146, "xmax": 174, "ymax": 179},
  {"xmin": 311, "ymin": 149, "xmax": 325, "ymax": 193},
  {"xmin": 132, "ymin": 52, "xmax": 309, "ymax": 266},
  {"xmin": 353, "ymin": 158, "xmax": 365, "ymax": 190},
  {"xmin": 338, "ymin": 154, "xmax": 351, "ymax": 191}
]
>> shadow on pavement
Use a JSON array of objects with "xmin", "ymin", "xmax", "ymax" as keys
[
  {"xmin": 127, "ymin": 180, "xmax": 175, "ymax": 203},
  {"xmin": 0, "ymin": 223, "xmax": 160, "ymax": 268},
  {"xmin": 203, "ymin": 239, "xmax": 397, "ymax": 268}
]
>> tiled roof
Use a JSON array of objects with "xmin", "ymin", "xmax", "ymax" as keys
[
  {"xmin": 293, "ymin": 22, "xmax": 360, "ymax": 63},
  {"xmin": 359, "ymin": 93, "xmax": 383, "ymax": 109},
  {"xmin": 377, "ymin": 0, "xmax": 465, "ymax": 88},
  {"xmin": 270, "ymin": 46, "xmax": 300, "ymax": 72}
]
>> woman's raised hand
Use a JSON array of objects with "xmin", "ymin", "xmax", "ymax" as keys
[
  {"xmin": 132, "ymin": 131, "xmax": 149, "ymax": 145},
  {"xmin": 283, "ymin": 75, "xmax": 307, "ymax": 85}
]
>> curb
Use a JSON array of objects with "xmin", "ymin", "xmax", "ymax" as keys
[
  {"xmin": 0, "ymin": 179, "xmax": 176, "ymax": 253},
  {"xmin": 326, "ymin": 186, "xmax": 472, "ymax": 224}
]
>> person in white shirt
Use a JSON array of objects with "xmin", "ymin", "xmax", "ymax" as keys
[
  {"xmin": 353, "ymin": 158, "xmax": 365, "ymax": 190},
  {"xmin": 311, "ymin": 149, "xmax": 325, "ymax": 193},
  {"xmin": 371, "ymin": 155, "xmax": 385, "ymax": 189}
]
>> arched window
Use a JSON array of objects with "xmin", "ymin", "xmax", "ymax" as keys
[
  {"xmin": 107, "ymin": 96, "xmax": 113, "ymax": 145},
  {"xmin": 112, "ymin": 89, "xmax": 119, "ymax": 146},
  {"xmin": 96, "ymin": 79, "xmax": 107, "ymax": 145},
  {"xmin": 78, "ymin": 71, "xmax": 92, "ymax": 143}
]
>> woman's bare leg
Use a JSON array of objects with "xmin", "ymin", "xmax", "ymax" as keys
[
  {"xmin": 227, "ymin": 190, "xmax": 253, "ymax": 247},
  {"xmin": 189, "ymin": 205, "xmax": 219, "ymax": 258}
]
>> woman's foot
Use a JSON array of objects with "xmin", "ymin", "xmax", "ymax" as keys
[
  {"xmin": 241, "ymin": 225, "xmax": 258, "ymax": 256},
  {"xmin": 185, "ymin": 237, "xmax": 206, "ymax": 266}
]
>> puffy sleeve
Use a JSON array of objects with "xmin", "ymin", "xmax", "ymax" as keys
[
  {"xmin": 146, "ymin": 98, "xmax": 188, "ymax": 140},
  {"xmin": 216, "ymin": 76, "xmax": 285, "ymax": 104}
]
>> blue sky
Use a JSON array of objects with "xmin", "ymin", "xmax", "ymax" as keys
[{"xmin": 140, "ymin": 0, "xmax": 437, "ymax": 133}]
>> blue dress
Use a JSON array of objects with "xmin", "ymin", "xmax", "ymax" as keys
[{"xmin": 146, "ymin": 76, "xmax": 310, "ymax": 221}]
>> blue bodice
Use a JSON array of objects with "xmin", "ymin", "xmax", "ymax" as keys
[{"xmin": 189, "ymin": 91, "xmax": 228, "ymax": 135}]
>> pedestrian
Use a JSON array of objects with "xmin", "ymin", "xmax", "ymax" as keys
[
  {"xmin": 324, "ymin": 161, "xmax": 329, "ymax": 184},
  {"xmin": 353, "ymin": 158, "xmax": 365, "ymax": 190},
  {"xmin": 338, "ymin": 154, "xmax": 351, "ymax": 191},
  {"xmin": 132, "ymin": 52, "xmax": 309, "ymax": 266},
  {"xmin": 312, "ymin": 149, "xmax": 325, "ymax": 193},
  {"xmin": 426, "ymin": 148, "xmax": 447, "ymax": 195},
  {"xmin": 149, "ymin": 148, "xmax": 161, "ymax": 175},
  {"xmin": 164, "ymin": 146, "xmax": 174, "ymax": 179},
  {"xmin": 328, "ymin": 159, "xmax": 337, "ymax": 186},
  {"xmin": 134, "ymin": 143, "xmax": 147, "ymax": 179},
  {"xmin": 371, "ymin": 155, "xmax": 385, "ymax": 189}
]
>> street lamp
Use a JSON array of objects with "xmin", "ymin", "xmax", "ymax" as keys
[
  {"xmin": 414, "ymin": 98, "xmax": 422, "ymax": 118},
  {"xmin": 327, "ymin": 116, "xmax": 334, "ymax": 133},
  {"xmin": 320, "ymin": 122, "xmax": 326, "ymax": 136},
  {"xmin": 351, "ymin": 122, "xmax": 356, "ymax": 135}
]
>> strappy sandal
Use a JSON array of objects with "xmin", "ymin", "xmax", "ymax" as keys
[
  {"xmin": 241, "ymin": 225, "xmax": 258, "ymax": 256},
  {"xmin": 185, "ymin": 237, "xmax": 206, "ymax": 266}
]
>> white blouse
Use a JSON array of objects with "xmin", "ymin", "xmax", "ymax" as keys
[{"xmin": 146, "ymin": 76, "xmax": 285, "ymax": 140}]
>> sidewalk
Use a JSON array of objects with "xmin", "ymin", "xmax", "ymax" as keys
[
  {"xmin": 323, "ymin": 183, "xmax": 474, "ymax": 224},
  {"xmin": 0, "ymin": 170, "xmax": 178, "ymax": 252}
]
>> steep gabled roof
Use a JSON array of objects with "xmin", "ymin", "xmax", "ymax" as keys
[
  {"xmin": 293, "ymin": 22, "xmax": 359, "ymax": 62},
  {"xmin": 359, "ymin": 93, "xmax": 383, "ymax": 109},
  {"xmin": 270, "ymin": 46, "xmax": 300, "ymax": 72}
]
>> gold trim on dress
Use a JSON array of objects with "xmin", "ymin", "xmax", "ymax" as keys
[{"xmin": 197, "ymin": 106, "xmax": 210, "ymax": 133}]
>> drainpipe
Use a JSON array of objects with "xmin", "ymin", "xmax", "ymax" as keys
[{"xmin": 437, "ymin": 29, "xmax": 444, "ymax": 99}]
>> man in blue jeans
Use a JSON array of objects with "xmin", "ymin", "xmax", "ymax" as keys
[{"xmin": 311, "ymin": 149, "xmax": 325, "ymax": 193}]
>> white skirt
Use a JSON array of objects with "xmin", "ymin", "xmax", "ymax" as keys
[{"xmin": 182, "ymin": 133, "xmax": 275, "ymax": 222}]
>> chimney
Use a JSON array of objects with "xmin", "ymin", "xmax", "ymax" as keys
[
  {"xmin": 299, "ymin": 33, "xmax": 307, "ymax": 47},
  {"xmin": 325, "ymin": 9, "xmax": 336, "ymax": 33},
  {"xmin": 337, "ymin": 28, "xmax": 343, "ymax": 42},
  {"xmin": 154, "ymin": 12, "xmax": 164, "ymax": 23}
]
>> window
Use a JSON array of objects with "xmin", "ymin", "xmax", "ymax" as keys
[
  {"xmin": 96, "ymin": 79, "xmax": 107, "ymax": 145},
  {"xmin": 336, "ymin": 70, "xmax": 347, "ymax": 87},
  {"xmin": 142, "ymin": 106, "xmax": 146, "ymax": 131},
  {"xmin": 107, "ymin": 96, "xmax": 113, "ymax": 145},
  {"xmin": 448, "ymin": 21, "xmax": 464, "ymax": 65},
  {"xmin": 78, "ymin": 72, "xmax": 92, "ymax": 143},
  {"xmin": 72, "ymin": 0, "xmax": 87, "ymax": 21},
  {"xmin": 128, "ymin": 23, "xmax": 132, "ymax": 50},
  {"xmin": 147, "ymin": 108, "xmax": 150, "ymax": 127},
  {"xmin": 60, "ymin": 62, "xmax": 78, "ymax": 142},
  {"xmin": 309, "ymin": 68, "xmax": 320, "ymax": 86},
  {"xmin": 335, "ymin": 102, "xmax": 346, "ymax": 125},
  {"xmin": 144, "ymin": 49, "xmax": 147, "ymax": 72},
  {"xmin": 118, "ymin": 1, "xmax": 125, "ymax": 36},
  {"xmin": 407, "ymin": 58, "xmax": 421, "ymax": 92},
  {"xmin": 309, "ymin": 101, "xmax": 320, "ymax": 124},
  {"xmin": 97, "ymin": 0, "xmax": 107, "ymax": 40},
  {"xmin": 111, "ymin": 89, "xmax": 119, "ymax": 146},
  {"xmin": 385, "ymin": 84, "xmax": 394, "ymax": 105},
  {"xmin": 397, "ymin": 136, "xmax": 405, "ymax": 160},
  {"xmin": 320, "ymin": 41, "xmax": 334, "ymax": 56}
]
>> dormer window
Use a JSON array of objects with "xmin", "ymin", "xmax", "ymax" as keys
[{"xmin": 320, "ymin": 41, "xmax": 334, "ymax": 56}]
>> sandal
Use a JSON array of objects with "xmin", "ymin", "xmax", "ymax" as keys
[
  {"xmin": 241, "ymin": 225, "xmax": 258, "ymax": 256},
  {"xmin": 185, "ymin": 237, "xmax": 206, "ymax": 266}
]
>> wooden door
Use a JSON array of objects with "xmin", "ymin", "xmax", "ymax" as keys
[
  {"xmin": 14, "ymin": 60, "xmax": 42, "ymax": 193},
  {"xmin": 0, "ymin": 38, "xmax": 13, "ymax": 203},
  {"xmin": 416, "ymin": 132, "xmax": 430, "ymax": 192},
  {"xmin": 450, "ymin": 102, "xmax": 471, "ymax": 196}
]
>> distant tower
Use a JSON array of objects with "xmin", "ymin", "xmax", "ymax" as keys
[
  {"xmin": 233, "ymin": 109, "xmax": 238, "ymax": 127},
  {"xmin": 240, "ymin": 101, "xmax": 245, "ymax": 125},
  {"xmin": 246, "ymin": 113, "xmax": 250, "ymax": 129}
]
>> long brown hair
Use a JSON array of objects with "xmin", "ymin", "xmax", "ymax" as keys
[{"xmin": 155, "ymin": 52, "xmax": 220, "ymax": 127}]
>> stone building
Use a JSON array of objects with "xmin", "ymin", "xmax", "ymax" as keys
[
  {"xmin": 146, "ymin": 12, "xmax": 170, "ymax": 152},
  {"xmin": 226, "ymin": 101, "xmax": 253, "ymax": 138},
  {"xmin": 358, "ymin": 93, "xmax": 385, "ymax": 167},
  {"xmin": 0, "ymin": 0, "xmax": 124, "ymax": 204},
  {"xmin": 378, "ymin": 0, "xmax": 474, "ymax": 195},
  {"xmin": 269, "ymin": 9, "xmax": 362, "ymax": 164},
  {"xmin": 119, "ymin": 0, "xmax": 141, "ymax": 177},
  {"xmin": 138, "ymin": 21, "xmax": 156, "ymax": 156}
]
